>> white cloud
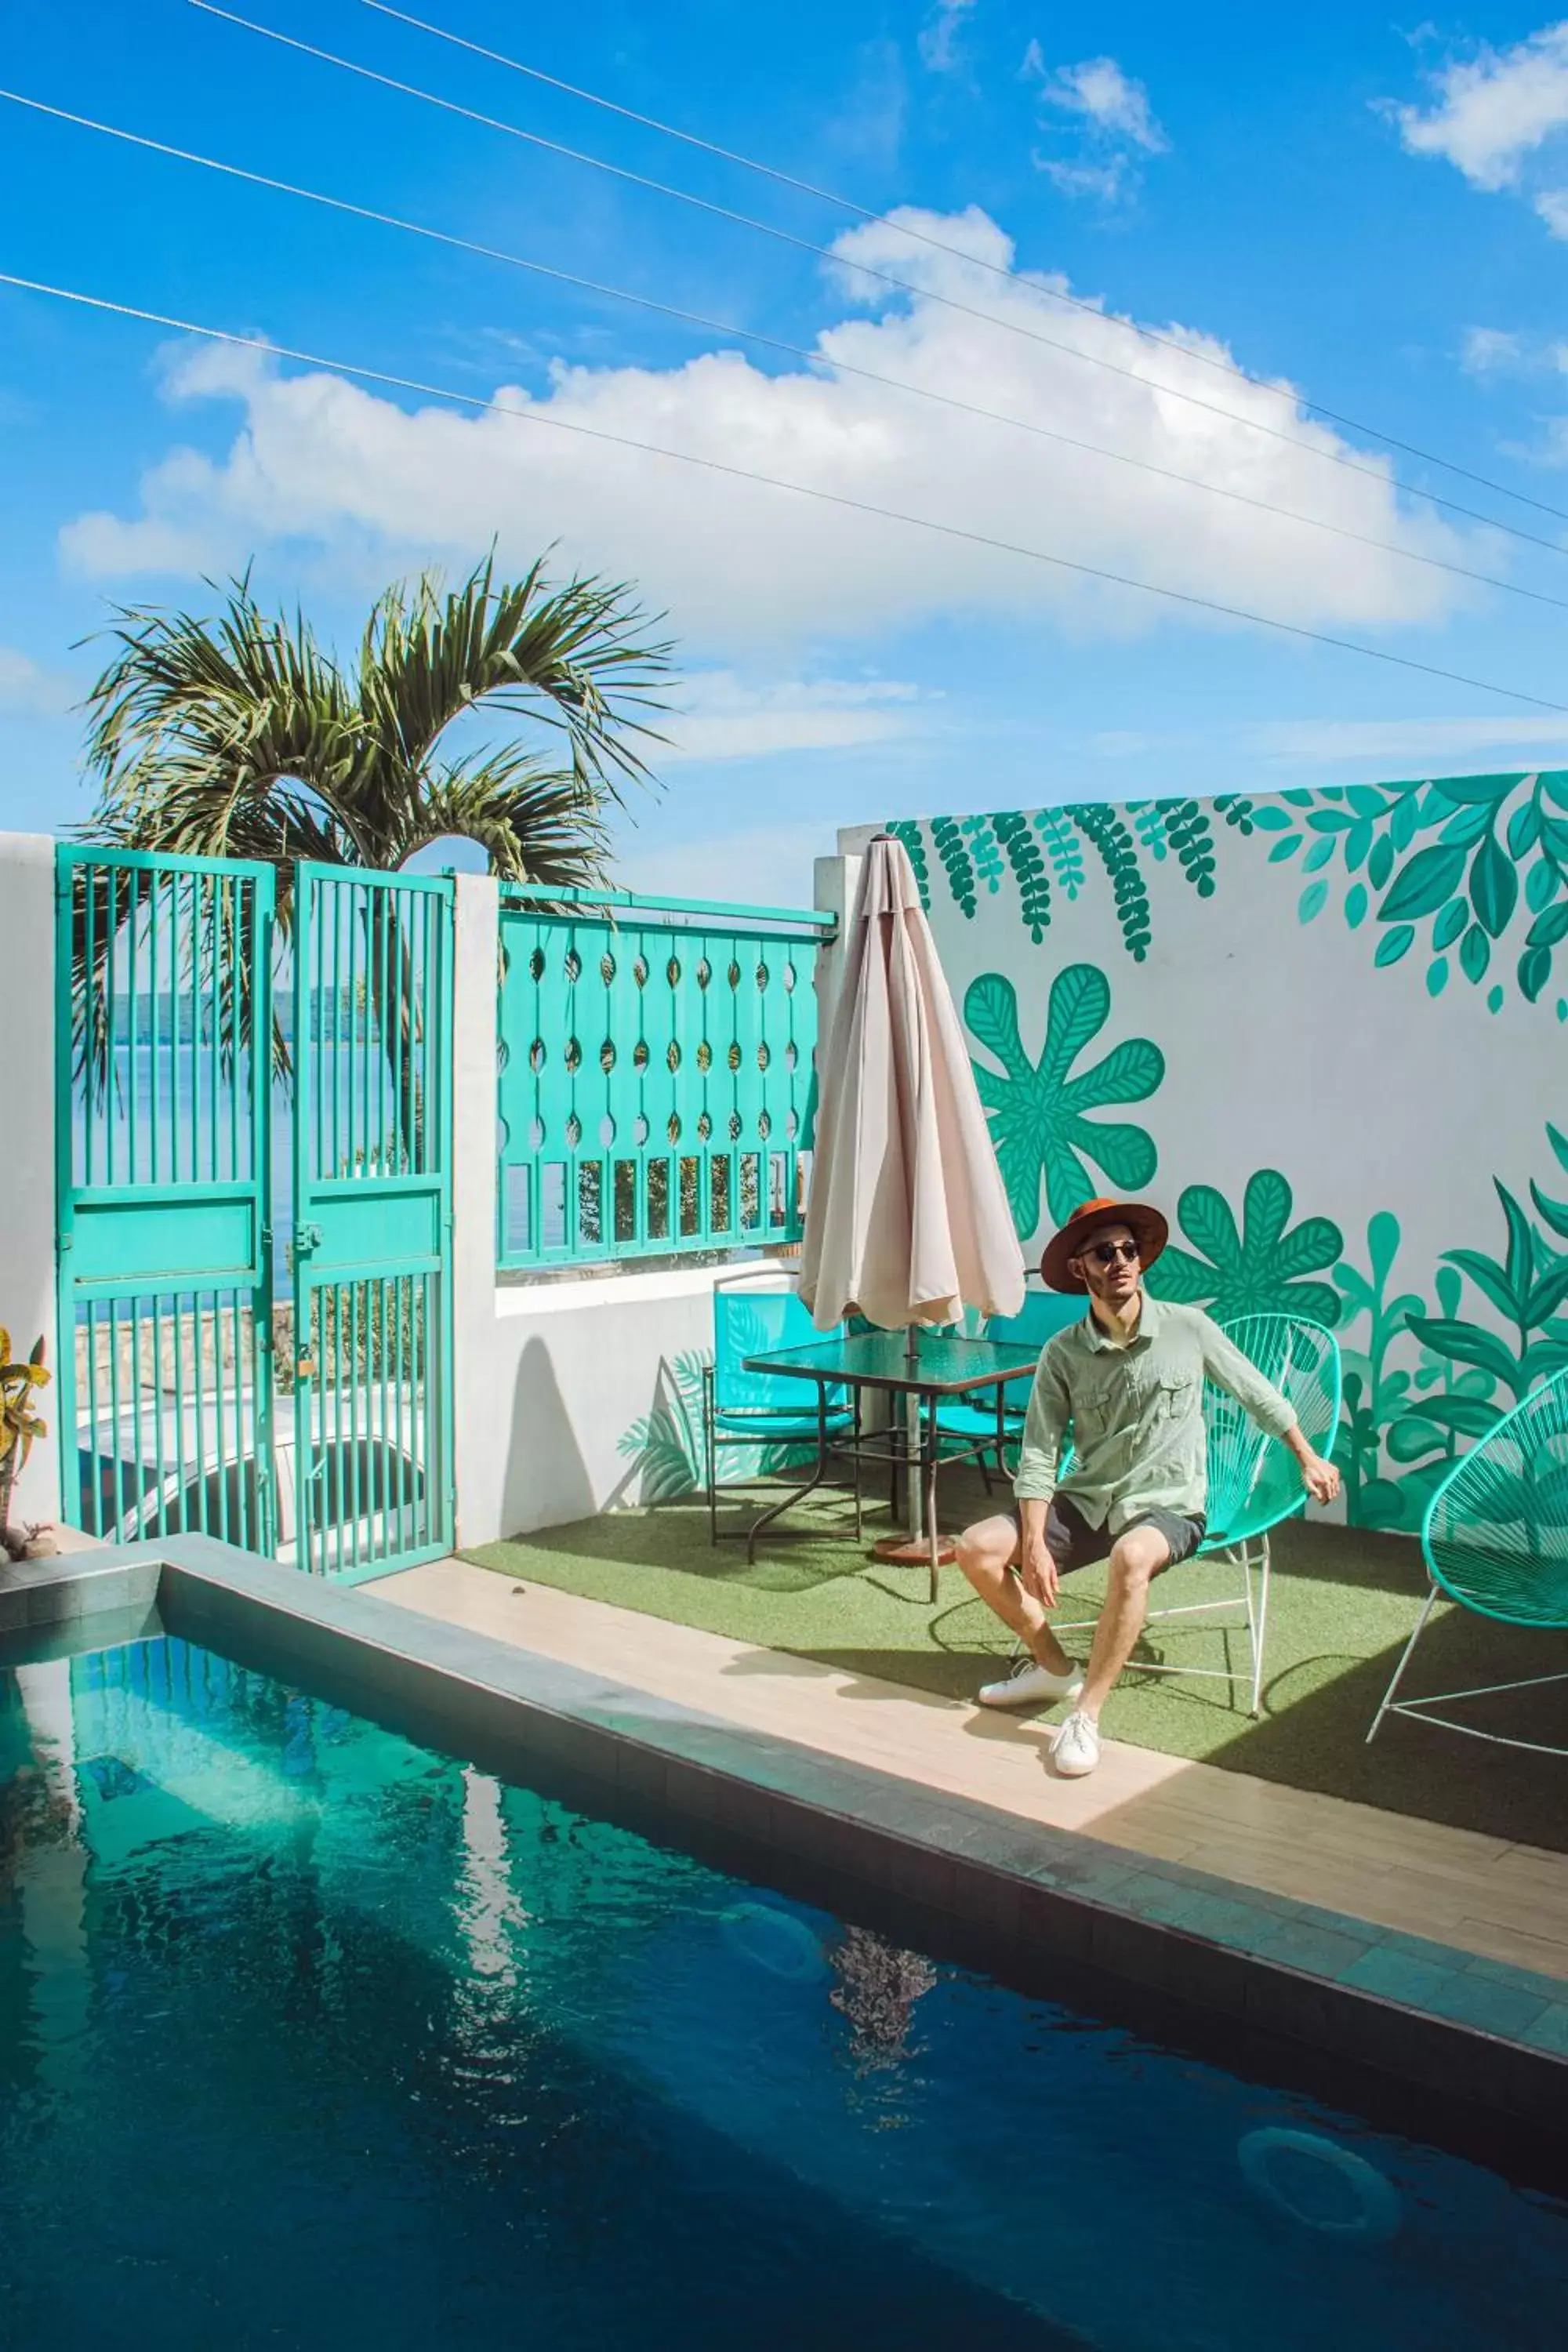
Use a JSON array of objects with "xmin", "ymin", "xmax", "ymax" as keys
[
  {"xmin": 1394, "ymin": 23, "xmax": 1568, "ymax": 234},
  {"xmin": 1024, "ymin": 45, "xmax": 1167, "ymax": 204},
  {"xmin": 1461, "ymin": 324, "xmax": 1526, "ymax": 373},
  {"xmin": 662, "ymin": 673, "xmax": 924, "ymax": 764},
  {"xmin": 0, "ymin": 646, "xmax": 76, "ymax": 717},
  {"xmin": 60, "ymin": 205, "xmax": 1483, "ymax": 653},
  {"xmin": 1037, "ymin": 156, "xmax": 1131, "ymax": 203},
  {"xmin": 1037, "ymin": 54, "xmax": 1167, "ymax": 152},
  {"xmin": 611, "ymin": 818, "xmax": 838, "ymax": 906},
  {"xmin": 1244, "ymin": 714, "xmax": 1568, "ymax": 766},
  {"xmin": 919, "ymin": 0, "xmax": 978, "ymax": 77}
]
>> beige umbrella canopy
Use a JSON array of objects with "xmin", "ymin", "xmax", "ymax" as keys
[{"xmin": 800, "ymin": 834, "xmax": 1025, "ymax": 1332}]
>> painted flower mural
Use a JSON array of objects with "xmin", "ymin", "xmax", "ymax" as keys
[
  {"xmin": 1145, "ymin": 1169, "xmax": 1344, "ymax": 1327},
  {"xmin": 965, "ymin": 963, "xmax": 1164, "ymax": 1236}
]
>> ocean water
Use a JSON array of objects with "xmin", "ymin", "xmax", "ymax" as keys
[{"xmin": 2, "ymin": 1632, "xmax": 1564, "ymax": 2350}]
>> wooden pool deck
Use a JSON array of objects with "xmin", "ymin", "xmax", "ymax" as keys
[{"xmin": 379, "ymin": 1556, "xmax": 1568, "ymax": 1986}]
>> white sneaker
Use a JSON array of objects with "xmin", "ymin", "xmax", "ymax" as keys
[
  {"xmin": 978, "ymin": 1657, "xmax": 1085, "ymax": 1711},
  {"xmin": 1051, "ymin": 1709, "xmax": 1102, "ymax": 1777}
]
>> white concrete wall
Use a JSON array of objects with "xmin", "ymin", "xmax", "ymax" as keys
[
  {"xmin": 448, "ymin": 873, "xmax": 790, "ymax": 1544},
  {"xmin": 456, "ymin": 1259, "xmax": 786, "ymax": 1543},
  {"xmin": 0, "ymin": 835, "xmax": 60, "ymax": 1528}
]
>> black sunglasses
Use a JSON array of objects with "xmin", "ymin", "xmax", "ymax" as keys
[{"xmin": 1087, "ymin": 1239, "xmax": 1141, "ymax": 1267}]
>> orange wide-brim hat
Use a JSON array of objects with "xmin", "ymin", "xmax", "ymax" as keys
[{"xmin": 1039, "ymin": 1196, "xmax": 1169, "ymax": 1294}]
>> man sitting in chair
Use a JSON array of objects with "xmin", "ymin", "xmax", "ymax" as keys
[{"xmin": 955, "ymin": 1196, "xmax": 1341, "ymax": 1780}]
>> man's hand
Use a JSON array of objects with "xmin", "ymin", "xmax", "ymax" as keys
[
  {"xmin": 1020, "ymin": 1535, "xmax": 1059, "ymax": 1608},
  {"xmin": 1281, "ymin": 1421, "xmax": 1341, "ymax": 1508},
  {"xmin": 1298, "ymin": 1451, "xmax": 1341, "ymax": 1507}
]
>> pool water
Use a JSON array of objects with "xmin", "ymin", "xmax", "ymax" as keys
[{"xmin": 2, "ymin": 1635, "xmax": 1565, "ymax": 2350}]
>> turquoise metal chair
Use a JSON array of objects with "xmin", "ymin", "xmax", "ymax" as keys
[
  {"xmin": 703, "ymin": 1274, "xmax": 857, "ymax": 1543},
  {"xmin": 930, "ymin": 1289, "xmax": 1085, "ymax": 1483},
  {"xmin": 1049, "ymin": 1313, "xmax": 1342, "ymax": 1716},
  {"xmin": 1367, "ymin": 1369, "xmax": 1568, "ymax": 1755}
]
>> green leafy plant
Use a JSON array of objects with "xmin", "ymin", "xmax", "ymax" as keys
[
  {"xmin": 1145, "ymin": 1169, "xmax": 1343, "ymax": 1326},
  {"xmin": 0, "ymin": 1330, "xmax": 50, "ymax": 1555},
  {"xmin": 965, "ymin": 964, "xmax": 1163, "ymax": 1237}
]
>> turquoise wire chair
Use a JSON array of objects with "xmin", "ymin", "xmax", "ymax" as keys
[
  {"xmin": 703, "ymin": 1273, "xmax": 858, "ymax": 1544},
  {"xmin": 1048, "ymin": 1312, "xmax": 1342, "ymax": 1716},
  {"xmin": 1367, "ymin": 1369, "xmax": 1568, "ymax": 1755}
]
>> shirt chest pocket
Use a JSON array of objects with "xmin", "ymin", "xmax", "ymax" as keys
[{"xmin": 1152, "ymin": 1370, "xmax": 1199, "ymax": 1422}]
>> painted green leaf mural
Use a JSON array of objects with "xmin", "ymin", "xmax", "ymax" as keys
[
  {"xmin": 619, "ymin": 1350, "xmax": 814, "ymax": 1501},
  {"xmin": 1271, "ymin": 773, "xmax": 1568, "ymax": 1011},
  {"xmin": 887, "ymin": 800, "xmax": 1218, "ymax": 959},
  {"xmin": 893, "ymin": 771, "xmax": 1567, "ymax": 1011},
  {"xmin": 965, "ymin": 962, "xmax": 1163, "ymax": 1236},
  {"xmin": 1145, "ymin": 1168, "xmax": 1344, "ymax": 1325}
]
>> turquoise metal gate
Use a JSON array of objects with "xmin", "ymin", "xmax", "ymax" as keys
[
  {"xmin": 56, "ymin": 845, "xmax": 279, "ymax": 1552},
  {"xmin": 289, "ymin": 864, "xmax": 454, "ymax": 1579},
  {"xmin": 56, "ymin": 848, "xmax": 455, "ymax": 1579}
]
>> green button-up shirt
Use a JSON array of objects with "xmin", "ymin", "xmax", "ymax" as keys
[{"xmin": 1012, "ymin": 1293, "xmax": 1296, "ymax": 1533}]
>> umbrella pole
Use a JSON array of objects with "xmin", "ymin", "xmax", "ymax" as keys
[
  {"xmin": 872, "ymin": 1324, "xmax": 956, "ymax": 1573},
  {"xmin": 905, "ymin": 1327, "xmax": 923, "ymax": 1544}
]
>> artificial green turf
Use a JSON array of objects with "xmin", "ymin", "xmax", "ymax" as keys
[{"xmin": 464, "ymin": 1470, "xmax": 1568, "ymax": 1855}]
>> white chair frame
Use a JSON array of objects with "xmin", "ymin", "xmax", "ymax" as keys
[{"xmin": 1050, "ymin": 1530, "xmax": 1274, "ymax": 1718}]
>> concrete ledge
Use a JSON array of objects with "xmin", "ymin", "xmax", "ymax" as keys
[
  {"xmin": 0, "ymin": 1547, "xmax": 162, "ymax": 1632},
  {"xmin": 11, "ymin": 1536, "xmax": 1568, "ymax": 2148},
  {"xmin": 494, "ymin": 1255, "xmax": 792, "ymax": 1317}
]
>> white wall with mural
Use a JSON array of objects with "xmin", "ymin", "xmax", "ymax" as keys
[{"xmin": 879, "ymin": 776, "xmax": 1568, "ymax": 1535}]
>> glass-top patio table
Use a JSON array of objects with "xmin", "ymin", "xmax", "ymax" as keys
[{"xmin": 740, "ymin": 1330, "xmax": 1042, "ymax": 1599}]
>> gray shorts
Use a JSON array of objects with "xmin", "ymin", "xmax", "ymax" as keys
[{"xmin": 1033, "ymin": 1494, "xmax": 1206, "ymax": 1577}]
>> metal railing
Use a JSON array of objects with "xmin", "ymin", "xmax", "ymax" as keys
[{"xmin": 496, "ymin": 884, "xmax": 835, "ymax": 1270}]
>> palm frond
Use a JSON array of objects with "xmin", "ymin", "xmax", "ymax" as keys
[
  {"xmin": 405, "ymin": 747, "xmax": 612, "ymax": 886},
  {"xmin": 358, "ymin": 551, "xmax": 673, "ymax": 822}
]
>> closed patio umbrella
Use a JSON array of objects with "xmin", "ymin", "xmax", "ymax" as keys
[{"xmin": 799, "ymin": 833, "xmax": 1025, "ymax": 1558}]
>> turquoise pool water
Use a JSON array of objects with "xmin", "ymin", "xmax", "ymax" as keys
[{"xmin": 2, "ymin": 1633, "xmax": 1564, "ymax": 2350}]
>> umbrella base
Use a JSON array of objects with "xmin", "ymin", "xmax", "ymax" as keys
[{"xmin": 871, "ymin": 1533, "xmax": 958, "ymax": 1568}]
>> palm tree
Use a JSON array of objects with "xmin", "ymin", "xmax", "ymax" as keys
[
  {"xmin": 80, "ymin": 551, "xmax": 671, "ymax": 886},
  {"xmin": 71, "ymin": 554, "xmax": 672, "ymax": 1138}
]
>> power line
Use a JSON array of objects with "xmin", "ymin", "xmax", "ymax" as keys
[
  {"xmin": 11, "ymin": 84, "xmax": 1568, "ymax": 612},
  {"xmin": 361, "ymin": 0, "xmax": 1568, "ymax": 532},
  {"xmin": 4, "ymin": 266, "xmax": 1564, "ymax": 714},
  {"xmin": 187, "ymin": 2, "xmax": 1568, "ymax": 561}
]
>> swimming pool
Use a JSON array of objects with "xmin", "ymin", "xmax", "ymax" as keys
[{"xmin": 2, "ymin": 1630, "xmax": 1564, "ymax": 2350}]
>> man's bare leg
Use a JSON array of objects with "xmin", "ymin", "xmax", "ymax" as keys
[
  {"xmin": 1076, "ymin": 1524, "xmax": 1173, "ymax": 1719},
  {"xmin": 953, "ymin": 1515, "xmax": 1075, "ymax": 1675}
]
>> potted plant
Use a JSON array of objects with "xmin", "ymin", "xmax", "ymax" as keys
[{"xmin": 1, "ymin": 1329, "xmax": 55, "ymax": 1563}]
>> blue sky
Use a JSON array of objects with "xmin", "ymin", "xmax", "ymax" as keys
[{"xmin": 7, "ymin": 2, "xmax": 1568, "ymax": 898}]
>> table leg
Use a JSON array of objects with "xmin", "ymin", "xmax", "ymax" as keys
[
  {"xmin": 906, "ymin": 1390, "xmax": 924, "ymax": 1544},
  {"xmin": 745, "ymin": 1383, "xmax": 831, "ymax": 1564}
]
